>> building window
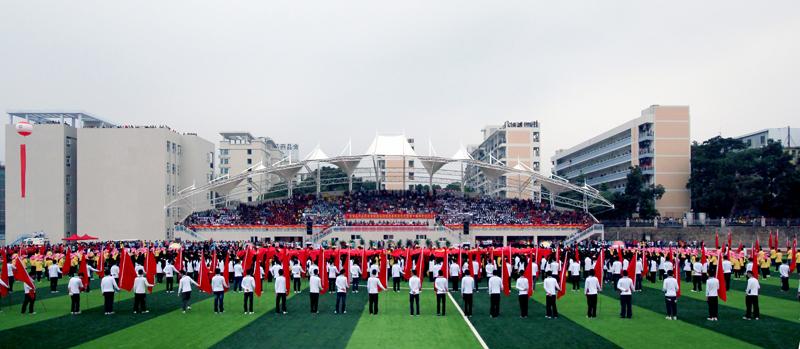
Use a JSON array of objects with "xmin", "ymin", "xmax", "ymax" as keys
[
  {"xmin": 383, "ymin": 235, "xmax": 394, "ymax": 240},
  {"xmin": 66, "ymin": 213, "xmax": 71, "ymax": 224},
  {"xmin": 66, "ymin": 156, "xmax": 71, "ymax": 167},
  {"xmin": 66, "ymin": 137, "xmax": 72, "ymax": 146},
  {"xmin": 416, "ymin": 234, "xmax": 427, "ymax": 240},
  {"xmin": 207, "ymin": 173, "xmax": 213, "ymax": 182},
  {"xmin": 166, "ymin": 208, "xmax": 170, "ymax": 217},
  {"xmin": 247, "ymin": 196, "xmax": 252, "ymax": 202},
  {"xmin": 247, "ymin": 159, "xmax": 252, "ymax": 165},
  {"xmin": 247, "ymin": 187, "xmax": 252, "ymax": 192},
  {"xmin": 172, "ymin": 164, "xmax": 176, "ymax": 174},
  {"xmin": 760, "ymin": 135, "xmax": 766, "ymax": 144},
  {"xmin": 172, "ymin": 185, "xmax": 175, "ymax": 196},
  {"xmin": 172, "ymin": 143, "xmax": 176, "ymax": 153},
  {"xmin": 439, "ymin": 237, "xmax": 447, "ymax": 242},
  {"xmin": 221, "ymin": 168, "xmax": 229, "ymax": 174},
  {"xmin": 167, "ymin": 185, "xmax": 170, "ymax": 195},
  {"xmin": 167, "ymin": 162, "xmax": 170, "ymax": 173},
  {"xmin": 167, "ymin": 141, "xmax": 171, "ymax": 152},
  {"xmin": 177, "ymin": 165, "xmax": 180, "ymax": 175},
  {"xmin": 66, "ymin": 174, "xmax": 71, "ymax": 186},
  {"xmin": 177, "ymin": 145, "xmax": 181, "ymax": 155},
  {"xmin": 66, "ymin": 193, "xmax": 71, "ymax": 204},
  {"xmin": 408, "ymin": 160, "xmax": 414, "ymax": 167},
  {"xmin": 220, "ymin": 158, "xmax": 228, "ymax": 165},
  {"xmin": 746, "ymin": 139, "xmax": 752, "ymax": 146},
  {"xmin": 220, "ymin": 149, "xmax": 228, "ymax": 155},
  {"xmin": 247, "ymin": 149, "xmax": 252, "ymax": 155}
]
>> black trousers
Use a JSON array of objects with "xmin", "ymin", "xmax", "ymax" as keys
[
  {"xmin": 649, "ymin": 272, "xmax": 656, "ymax": 283},
  {"xmin": 490, "ymin": 294, "xmax": 501, "ymax": 317},
  {"xmin": 157, "ymin": 273, "xmax": 164, "ymax": 283},
  {"xmin": 665, "ymin": 296, "xmax": 677, "ymax": 317},
  {"xmin": 436, "ymin": 293, "xmax": 446, "ymax": 315},
  {"xmin": 724, "ymin": 273, "xmax": 731, "ymax": 291},
  {"xmin": 335, "ymin": 292, "xmax": 346, "ymax": 312},
  {"xmin": 463, "ymin": 293, "xmax": 473, "ymax": 316},
  {"xmin": 393, "ymin": 277, "xmax": 400, "ymax": 291},
  {"xmin": 745, "ymin": 295, "xmax": 759, "ymax": 318},
  {"xmin": 166, "ymin": 277, "xmax": 174, "ymax": 291},
  {"xmin": 409, "ymin": 294, "xmax": 419, "ymax": 315},
  {"xmin": 634, "ymin": 274, "xmax": 642, "ymax": 291},
  {"xmin": 571, "ymin": 275, "xmax": 580, "ymax": 290},
  {"xmin": 450, "ymin": 276, "xmax": 458, "ymax": 291},
  {"xmin": 519, "ymin": 295, "xmax": 528, "ymax": 317},
  {"xmin": 7, "ymin": 276, "xmax": 13, "ymax": 292},
  {"xmin": 546, "ymin": 294, "xmax": 557, "ymax": 317},
  {"xmin": 71, "ymin": 294, "xmax": 81, "ymax": 312},
  {"xmin": 707, "ymin": 296, "xmax": 718, "ymax": 318},
  {"xmin": 761, "ymin": 267, "xmax": 769, "ymax": 279},
  {"xmin": 612, "ymin": 274, "xmax": 620, "ymax": 285},
  {"xmin": 22, "ymin": 293, "xmax": 34, "ymax": 314},
  {"xmin": 781, "ymin": 277, "xmax": 789, "ymax": 291},
  {"xmin": 587, "ymin": 294, "xmax": 597, "ymax": 317},
  {"xmin": 104, "ymin": 292, "xmax": 115, "ymax": 313},
  {"xmin": 182, "ymin": 292, "xmax": 192, "ymax": 311},
  {"xmin": 620, "ymin": 294, "xmax": 632, "ymax": 318},
  {"xmin": 133, "ymin": 293, "xmax": 146, "ymax": 312},
  {"xmin": 244, "ymin": 292, "xmax": 253, "ymax": 312},
  {"xmin": 310, "ymin": 292, "xmax": 319, "ymax": 312},
  {"xmin": 50, "ymin": 277, "xmax": 58, "ymax": 292},
  {"xmin": 276, "ymin": 292, "xmax": 287, "ymax": 313},
  {"xmin": 293, "ymin": 277, "xmax": 301, "ymax": 292},
  {"xmin": 328, "ymin": 279, "xmax": 336, "ymax": 293},
  {"xmin": 369, "ymin": 293, "xmax": 379, "ymax": 314},
  {"xmin": 692, "ymin": 275, "xmax": 702, "ymax": 291}
]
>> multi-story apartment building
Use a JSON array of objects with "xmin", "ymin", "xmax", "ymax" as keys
[
  {"xmin": 277, "ymin": 143, "xmax": 300, "ymax": 163},
  {"xmin": 466, "ymin": 121, "xmax": 541, "ymax": 198},
  {"xmin": 551, "ymin": 105, "xmax": 691, "ymax": 218},
  {"xmin": 218, "ymin": 132, "xmax": 286, "ymax": 203}
]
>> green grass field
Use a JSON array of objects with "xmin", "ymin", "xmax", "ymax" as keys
[{"xmin": 1, "ymin": 273, "xmax": 799, "ymax": 349}]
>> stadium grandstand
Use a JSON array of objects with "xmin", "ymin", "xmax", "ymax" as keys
[{"xmin": 168, "ymin": 133, "xmax": 612, "ymax": 246}]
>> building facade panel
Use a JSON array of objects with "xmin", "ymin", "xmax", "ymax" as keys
[{"xmin": 654, "ymin": 139, "xmax": 691, "ymax": 156}]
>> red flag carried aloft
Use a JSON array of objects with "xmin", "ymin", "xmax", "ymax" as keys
[
  {"xmin": 593, "ymin": 249, "xmax": 605, "ymax": 289},
  {"xmin": 501, "ymin": 248, "xmax": 510, "ymax": 296},
  {"xmin": 97, "ymin": 247, "xmax": 106, "ymax": 278},
  {"xmin": 145, "ymin": 248, "xmax": 157, "ymax": 293},
  {"xmin": 700, "ymin": 240, "xmax": 707, "ymax": 264},
  {"xmin": 79, "ymin": 252, "xmax": 89, "ymax": 288},
  {"xmin": 669, "ymin": 248, "xmax": 680, "ymax": 297},
  {"xmin": 716, "ymin": 244, "xmax": 727, "ymax": 302},
  {"xmin": 752, "ymin": 238, "xmax": 760, "ymax": 279},
  {"xmin": 557, "ymin": 251, "xmax": 568, "ymax": 299},
  {"xmin": 523, "ymin": 251, "xmax": 534, "ymax": 298},
  {"xmin": 768, "ymin": 232, "xmax": 774, "ymax": 250},
  {"xmin": 627, "ymin": 251, "xmax": 638, "ymax": 291},
  {"xmin": 789, "ymin": 237, "xmax": 797, "ymax": 273},
  {"xmin": 119, "ymin": 248, "xmax": 137, "ymax": 292},
  {"xmin": 403, "ymin": 248, "xmax": 412, "ymax": 280},
  {"xmin": 318, "ymin": 250, "xmax": 328, "ymax": 294},
  {"xmin": 378, "ymin": 250, "xmax": 388, "ymax": 292},
  {"xmin": 174, "ymin": 248, "xmax": 183, "ymax": 272},
  {"xmin": 223, "ymin": 251, "xmax": 230, "ymax": 292},
  {"xmin": 62, "ymin": 247, "xmax": 72, "ymax": 276},
  {"xmin": 197, "ymin": 252, "xmax": 213, "ymax": 294},
  {"xmin": 13, "ymin": 256, "xmax": 36, "ymax": 299},
  {"xmin": 715, "ymin": 233, "xmax": 719, "ymax": 250},
  {"xmin": 416, "ymin": 250, "xmax": 426, "ymax": 287},
  {"xmin": 254, "ymin": 255, "xmax": 263, "ymax": 297},
  {"xmin": 1, "ymin": 249, "xmax": 10, "ymax": 297}
]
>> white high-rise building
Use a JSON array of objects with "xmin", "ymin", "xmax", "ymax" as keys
[
  {"xmin": 467, "ymin": 121, "xmax": 541, "ymax": 198},
  {"xmin": 218, "ymin": 132, "xmax": 286, "ymax": 203}
]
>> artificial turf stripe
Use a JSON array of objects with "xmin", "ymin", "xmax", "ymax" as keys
[
  {"xmin": 73, "ymin": 287, "xmax": 290, "ymax": 349},
  {"xmin": 2, "ymin": 277, "xmax": 102, "ymax": 306},
  {"xmin": 345, "ymin": 290, "xmax": 483, "ymax": 349},
  {"xmin": 466, "ymin": 285, "xmax": 621, "ymax": 349},
  {"xmin": 210, "ymin": 285, "xmax": 369, "ymax": 349},
  {"xmin": 0, "ymin": 285, "xmax": 209, "ymax": 349},
  {"xmin": 608, "ymin": 282, "xmax": 799, "ymax": 348},
  {"xmin": 556, "ymin": 291, "xmax": 760, "ymax": 349},
  {"xmin": 640, "ymin": 282, "xmax": 800, "ymax": 323},
  {"xmin": 0, "ymin": 286, "xmax": 137, "ymax": 331},
  {"xmin": 726, "ymin": 275, "xmax": 800, "ymax": 302}
]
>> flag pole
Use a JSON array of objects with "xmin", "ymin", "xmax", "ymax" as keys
[{"xmin": 38, "ymin": 294, "xmax": 47, "ymax": 312}]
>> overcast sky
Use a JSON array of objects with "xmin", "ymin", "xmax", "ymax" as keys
[{"xmin": 2, "ymin": 2, "xmax": 799, "ymax": 174}]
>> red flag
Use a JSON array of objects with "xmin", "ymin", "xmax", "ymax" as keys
[
  {"xmin": 174, "ymin": 248, "xmax": 183, "ymax": 272},
  {"xmin": 769, "ymin": 232, "xmax": 774, "ymax": 250},
  {"xmin": 299, "ymin": 249, "xmax": 308, "ymax": 279},
  {"xmin": 457, "ymin": 247, "xmax": 463, "ymax": 277},
  {"xmin": 210, "ymin": 250, "xmax": 218, "ymax": 278},
  {"xmin": 715, "ymin": 233, "xmax": 719, "ymax": 250},
  {"xmin": 557, "ymin": 251, "xmax": 568, "ymax": 299},
  {"xmin": 701, "ymin": 242, "xmax": 707, "ymax": 264},
  {"xmin": 13, "ymin": 256, "xmax": 36, "ymax": 299},
  {"xmin": 642, "ymin": 251, "xmax": 649, "ymax": 275},
  {"xmin": 618, "ymin": 247, "xmax": 623, "ymax": 262},
  {"xmin": 243, "ymin": 248, "xmax": 253, "ymax": 277},
  {"xmin": 318, "ymin": 250, "xmax": 328, "ymax": 294},
  {"xmin": 197, "ymin": 252, "xmax": 213, "ymax": 294},
  {"xmin": 79, "ymin": 253, "xmax": 89, "ymax": 288},
  {"xmin": 378, "ymin": 250, "xmax": 388, "ymax": 292},
  {"xmin": 593, "ymin": 249, "xmax": 604, "ymax": 288},
  {"xmin": 627, "ymin": 251, "xmax": 637, "ymax": 290},
  {"xmin": 145, "ymin": 249, "xmax": 156, "ymax": 293},
  {"xmin": 476, "ymin": 250, "xmax": 483, "ymax": 280},
  {"xmin": 97, "ymin": 248, "xmax": 106, "ymax": 278},
  {"xmin": 523, "ymin": 251, "xmax": 534, "ymax": 298},
  {"xmin": 416, "ymin": 250, "xmax": 425, "ymax": 287},
  {"xmin": 344, "ymin": 249, "xmax": 351, "ymax": 289},
  {"xmin": 1, "ymin": 249, "xmax": 9, "ymax": 297},
  {"xmin": 442, "ymin": 250, "xmax": 449, "ymax": 282},
  {"xmin": 728, "ymin": 233, "xmax": 732, "ymax": 252},
  {"xmin": 752, "ymin": 238, "xmax": 760, "ymax": 279},
  {"xmin": 669, "ymin": 248, "xmax": 681, "ymax": 297},
  {"xmin": 501, "ymin": 248, "xmax": 510, "ymax": 296},
  {"xmin": 575, "ymin": 245, "xmax": 579, "ymax": 262},
  {"xmin": 223, "ymin": 251, "xmax": 230, "ymax": 292},
  {"xmin": 403, "ymin": 248, "xmax": 412, "ymax": 280},
  {"xmin": 282, "ymin": 250, "xmax": 291, "ymax": 293},
  {"xmin": 119, "ymin": 248, "xmax": 137, "ymax": 292},
  {"xmin": 738, "ymin": 239, "xmax": 744, "ymax": 254},
  {"xmin": 716, "ymin": 244, "xmax": 727, "ymax": 302},
  {"xmin": 254, "ymin": 255, "xmax": 263, "ymax": 297},
  {"xmin": 789, "ymin": 237, "xmax": 797, "ymax": 273},
  {"xmin": 62, "ymin": 247, "xmax": 72, "ymax": 276}
]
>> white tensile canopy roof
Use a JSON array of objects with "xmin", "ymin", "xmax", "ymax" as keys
[
  {"xmin": 303, "ymin": 145, "xmax": 329, "ymax": 161},
  {"xmin": 451, "ymin": 146, "xmax": 473, "ymax": 160},
  {"xmin": 365, "ymin": 134, "xmax": 416, "ymax": 156}
]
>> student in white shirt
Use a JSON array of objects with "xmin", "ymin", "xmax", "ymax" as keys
[
  {"xmin": 110, "ymin": 263, "xmax": 120, "ymax": 286},
  {"xmin": 485, "ymin": 262, "xmax": 496, "ymax": 291},
  {"xmin": 662, "ymin": 270, "xmax": 679, "ymax": 320},
  {"xmin": 569, "ymin": 260, "xmax": 581, "ymax": 291},
  {"xmin": 692, "ymin": 260, "xmax": 703, "ymax": 292},
  {"xmin": 409, "ymin": 270, "xmax": 421, "ymax": 316},
  {"xmin": 585, "ymin": 269, "xmax": 600, "ymax": 318},
  {"xmin": 101, "ymin": 273, "xmax": 120, "ymax": 315},
  {"xmin": 721, "ymin": 256, "xmax": 733, "ymax": 291},
  {"xmin": 233, "ymin": 261, "xmax": 244, "ymax": 292},
  {"xmin": 367, "ymin": 269, "xmax": 386, "ymax": 315},
  {"xmin": 611, "ymin": 259, "xmax": 622, "ymax": 285},
  {"xmin": 744, "ymin": 270, "xmax": 760, "ymax": 320},
  {"xmin": 242, "ymin": 270, "xmax": 256, "ymax": 314},
  {"xmin": 133, "ymin": 270, "xmax": 154, "ymax": 314},
  {"xmin": 705, "ymin": 274, "xmax": 719, "ymax": 321},
  {"xmin": 392, "ymin": 261, "xmax": 402, "ymax": 292},
  {"xmin": 779, "ymin": 263, "xmax": 790, "ymax": 292},
  {"xmin": 530, "ymin": 260, "xmax": 538, "ymax": 291},
  {"xmin": 21, "ymin": 281, "xmax": 36, "ymax": 315},
  {"xmin": 309, "ymin": 269, "xmax": 322, "ymax": 314},
  {"xmin": 68, "ymin": 273, "xmax": 85, "ymax": 314},
  {"xmin": 516, "ymin": 272, "xmax": 529, "ymax": 318},
  {"xmin": 460, "ymin": 272, "xmax": 475, "ymax": 316},
  {"xmin": 488, "ymin": 270, "xmax": 503, "ymax": 318},
  {"xmin": 176, "ymin": 270, "xmax": 199, "ymax": 313},
  {"xmin": 291, "ymin": 261, "xmax": 305, "ymax": 294},
  {"xmin": 584, "ymin": 256, "xmax": 593, "ymax": 279},
  {"xmin": 327, "ymin": 262, "xmax": 338, "ymax": 294},
  {"xmin": 334, "ymin": 270, "xmax": 348, "ymax": 314},
  {"xmin": 434, "ymin": 270, "xmax": 448, "ymax": 316},
  {"xmin": 617, "ymin": 270, "xmax": 634, "ymax": 318},
  {"xmin": 350, "ymin": 262, "xmax": 361, "ymax": 293},
  {"xmin": 156, "ymin": 259, "xmax": 164, "ymax": 284},
  {"xmin": 163, "ymin": 262, "xmax": 178, "ymax": 293},
  {"xmin": 275, "ymin": 269, "xmax": 288, "ymax": 314},
  {"xmin": 543, "ymin": 271, "xmax": 560, "ymax": 318},
  {"xmin": 48, "ymin": 262, "xmax": 63, "ymax": 293},
  {"xmin": 211, "ymin": 268, "xmax": 228, "ymax": 314}
]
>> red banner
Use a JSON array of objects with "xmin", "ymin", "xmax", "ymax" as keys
[{"xmin": 344, "ymin": 213, "xmax": 435, "ymax": 220}]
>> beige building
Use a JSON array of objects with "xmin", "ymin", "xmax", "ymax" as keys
[
  {"xmin": 379, "ymin": 138, "xmax": 416, "ymax": 190},
  {"xmin": 467, "ymin": 121, "xmax": 541, "ymax": 198},
  {"xmin": 4, "ymin": 110, "xmax": 215, "ymax": 244},
  {"xmin": 218, "ymin": 132, "xmax": 286, "ymax": 203},
  {"xmin": 551, "ymin": 105, "xmax": 691, "ymax": 218}
]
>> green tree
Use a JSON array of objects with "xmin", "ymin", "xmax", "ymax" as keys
[{"xmin": 595, "ymin": 167, "xmax": 664, "ymax": 219}]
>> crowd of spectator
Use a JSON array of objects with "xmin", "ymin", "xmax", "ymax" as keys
[{"xmin": 183, "ymin": 190, "xmax": 594, "ymax": 228}]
